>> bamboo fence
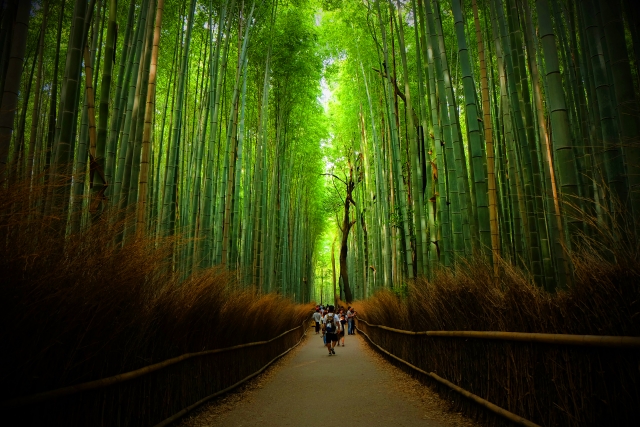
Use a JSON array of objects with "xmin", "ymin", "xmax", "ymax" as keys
[
  {"xmin": 356, "ymin": 318, "xmax": 640, "ymax": 426},
  {"xmin": 2, "ymin": 322, "xmax": 309, "ymax": 426}
]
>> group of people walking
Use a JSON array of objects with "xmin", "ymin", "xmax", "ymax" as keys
[{"xmin": 312, "ymin": 305, "xmax": 357, "ymax": 356}]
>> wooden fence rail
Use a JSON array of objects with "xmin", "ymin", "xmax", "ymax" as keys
[
  {"xmin": 0, "ymin": 322, "xmax": 306, "ymax": 409},
  {"xmin": 357, "ymin": 318, "xmax": 640, "ymax": 347},
  {"xmin": 356, "ymin": 318, "xmax": 640, "ymax": 427},
  {"xmin": 153, "ymin": 323, "xmax": 309, "ymax": 427},
  {"xmin": 355, "ymin": 323, "xmax": 541, "ymax": 427}
]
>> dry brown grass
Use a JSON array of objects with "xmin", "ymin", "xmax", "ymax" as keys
[
  {"xmin": 354, "ymin": 240, "xmax": 640, "ymax": 426},
  {"xmin": 0, "ymin": 179, "xmax": 313, "ymax": 425}
]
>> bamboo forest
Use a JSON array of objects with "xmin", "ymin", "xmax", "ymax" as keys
[{"xmin": 1, "ymin": 0, "xmax": 639, "ymax": 426}]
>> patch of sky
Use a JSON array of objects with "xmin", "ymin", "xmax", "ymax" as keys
[
  {"xmin": 321, "ymin": 135, "xmax": 335, "ymax": 173},
  {"xmin": 208, "ymin": 21, "xmax": 220, "ymax": 33},
  {"xmin": 322, "ymin": 156, "xmax": 335, "ymax": 174},
  {"xmin": 196, "ymin": 3, "xmax": 208, "ymax": 15},
  {"xmin": 405, "ymin": 5, "xmax": 415, "ymax": 27}
]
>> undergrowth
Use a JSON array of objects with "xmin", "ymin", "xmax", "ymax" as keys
[
  {"xmin": 354, "ymin": 231, "xmax": 640, "ymax": 426},
  {"xmin": 0, "ymin": 179, "xmax": 312, "ymax": 406},
  {"xmin": 357, "ymin": 252, "xmax": 639, "ymax": 336}
]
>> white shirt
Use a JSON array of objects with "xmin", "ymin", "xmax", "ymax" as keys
[
  {"xmin": 313, "ymin": 312, "xmax": 322, "ymax": 322},
  {"xmin": 322, "ymin": 313, "xmax": 341, "ymax": 332}
]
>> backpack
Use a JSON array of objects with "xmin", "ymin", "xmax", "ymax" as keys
[{"xmin": 324, "ymin": 313, "xmax": 336, "ymax": 333}]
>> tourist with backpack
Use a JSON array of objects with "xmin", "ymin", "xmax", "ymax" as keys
[{"xmin": 322, "ymin": 306, "xmax": 341, "ymax": 355}]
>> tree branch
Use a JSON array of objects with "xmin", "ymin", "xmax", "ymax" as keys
[
  {"xmin": 336, "ymin": 211, "xmax": 344, "ymax": 233},
  {"xmin": 372, "ymin": 67, "xmax": 420, "ymax": 125},
  {"xmin": 321, "ymin": 173, "xmax": 347, "ymax": 186}
]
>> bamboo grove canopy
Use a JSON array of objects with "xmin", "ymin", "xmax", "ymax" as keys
[
  {"xmin": 0, "ymin": 0, "xmax": 329, "ymax": 301},
  {"xmin": 1, "ymin": 0, "xmax": 639, "ymax": 299},
  {"xmin": 318, "ymin": 0, "xmax": 640, "ymax": 300}
]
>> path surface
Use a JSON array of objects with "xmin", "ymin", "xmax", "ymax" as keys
[{"xmin": 208, "ymin": 331, "xmax": 457, "ymax": 427}]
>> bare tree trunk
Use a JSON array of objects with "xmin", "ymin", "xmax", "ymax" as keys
[
  {"xmin": 331, "ymin": 236, "xmax": 337, "ymax": 306},
  {"xmin": 339, "ymin": 162, "xmax": 356, "ymax": 303}
]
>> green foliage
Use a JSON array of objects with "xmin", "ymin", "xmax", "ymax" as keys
[{"xmin": 4, "ymin": 0, "xmax": 640, "ymax": 300}]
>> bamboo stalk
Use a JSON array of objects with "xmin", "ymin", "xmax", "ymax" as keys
[
  {"xmin": 356, "ymin": 324, "xmax": 541, "ymax": 427},
  {"xmin": 83, "ymin": 46, "xmax": 98, "ymax": 160},
  {"xmin": 137, "ymin": 0, "xmax": 164, "ymax": 231},
  {"xmin": 0, "ymin": 0, "xmax": 31, "ymax": 174},
  {"xmin": 471, "ymin": 0, "xmax": 500, "ymax": 278},
  {"xmin": 356, "ymin": 318, "xmax": 640, "ymax": 347},
  {"xmin": 0, "ymin": 322, "xmax": 306, "ymax": 408}
]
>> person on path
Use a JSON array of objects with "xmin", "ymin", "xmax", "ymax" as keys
[
  {"xmin": 350, "ymin": 309, "xmax": 357, "ymax": 335},
  {"xmin": 347, "ymin": 307, "xmax": 354, "ymax": 335},
  {"xmin": 321, "ymin": 311, "xmax": 327, "ymax": 344},
  {"xmin": 338, "ymin": 314, "xmax": 347, "ymax": 346},
  {"xmin": 313, "ymin": 309, "xmax": 322, "ymax": 334},
  {"xmin": 322, "ymin": 306, "xmax": 341, "ymax": 355}
]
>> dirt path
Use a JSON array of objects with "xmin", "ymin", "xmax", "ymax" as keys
[{"xmin": 180, "ymin": 330, "xmax": 479, "ymax": 427}]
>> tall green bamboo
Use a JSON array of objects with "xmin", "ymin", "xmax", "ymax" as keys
[
  {"xmin": 200, "ymin": 0, "xmax": 235, "ymax": 265},
  {"xmin": 521, "ymin": 0, "xmax": 568, "ymax": 287},
  {"xmin": 47, "ymin": 0, "xmax": 87, "ymax": 214},
  {"xmin": 376, "ymin": 0, "xmax": 413, "ymax": 279},
  {"xmin": 394, "ymin": 0, "xmax": 423, "ymax": 277},
  {"xmin": 490, "ymin": 0, "xmax": 523, "ymax": 264},
  {"xmin": 222, "ymin": 2, "xmax": 255, "ymax": 266},
  {"xmin": 451, "ymin": 0, "xmax": 491, "ymax": 257},
  {"xmin": 137, "ymin": 0, "xmax": 164, "ymax": 232},
  {"xmin": 598, "ymin": 0, "xmax": 640, "ymax": 224},
  {"xmin": 252, "ymin": 40, "xmax": 272, "ymax": 288},
  {"xmin": 91, "ymin": 0, "xmax": 118, "ymax": 215},
  {"xmin": 578, "ymin": 3, "xmax": 622, "ymax": 226},
  {"xmin": 125, "ymin": 0, "xmax": 157, "ymax": 214},
  {"xmin": 26, "ymin": 0, "xmax": 48, "ymax": 183},
  {"xmin": 160, "ymin": 0, "xmax": 196, "ymax": 236},
  {"xmin": 104, "ymin": 0, "xmax": 136, "ymax": 197},
  {"xmin": 471, "ymin": 0, "xmax": 500, "ymax": 276},
  {"xmin": 533, "ymin": 0, "xmax": 586, "ymax": 244},
  {"xmin": 0, "ymin": 0, "xmax": 31, "ymax": 175},
  {"xmin": 494, "ymin": 0, "xmax": 542, "ymax": 282},
  {"xmin": 112, "ymin": 0, "xmax": 150, "ymax": 210}
]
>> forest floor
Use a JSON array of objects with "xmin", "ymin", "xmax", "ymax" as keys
[{"xmin": 178, "ymin": 327, "xmax": 479, "ymax": 427}]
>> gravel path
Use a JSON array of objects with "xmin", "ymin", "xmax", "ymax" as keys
[{"xmin": 180, "ymin": 330, "xmax": 479, "ymax": 427}]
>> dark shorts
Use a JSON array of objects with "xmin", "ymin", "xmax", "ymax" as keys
[{"xmin": 326, "ymin": 333, "xmax": 338, "ymax": 342}]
